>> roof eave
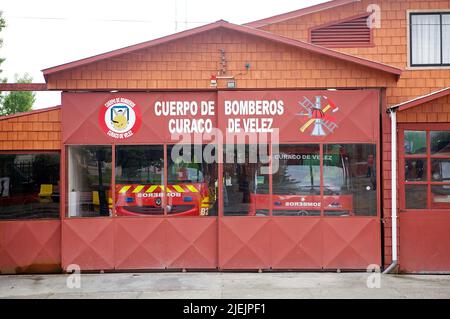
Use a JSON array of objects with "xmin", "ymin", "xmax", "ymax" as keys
[
  {"xmin": 42, "ymin": 20, "xmax": 402, "ymax": 79},
  {"xmin": 42, "ymin": 20, "xmax": 230, "ymax": 76},
  {"xmin": 0, "ymin": 105, "xmax": 61, "ymax": 121},
  {"xmin": 388, "ymin": 87, "xmax": 450, "ymax": 112},
  {"xmin": 244, "ymin": 0, "xmax": 359, "ymax": 28}
]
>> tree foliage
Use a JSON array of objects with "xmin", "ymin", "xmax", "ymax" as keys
[
  {"xmin": 0, "ymin": 11, "xmax": 5, "ymax": 76},
  {"xmin": 0, "ymin": 11, "xmax": 6, "ymax": 107},
  {"xmin": 0, "ymin": 13, "xmax": 36, "ymax": 116},
  {"xmin": 0, "ymin": 74, "xmax": 36, "ymax": 116}
]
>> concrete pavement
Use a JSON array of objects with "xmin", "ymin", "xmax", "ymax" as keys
[{"xmin": 1, "ymin": 272, "xmax": 450, "ymax": 299}]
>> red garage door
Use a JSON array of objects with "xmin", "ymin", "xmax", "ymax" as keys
[{"xmin": 59, "ymin": 90, "xmax": 381, "ymax": 271}]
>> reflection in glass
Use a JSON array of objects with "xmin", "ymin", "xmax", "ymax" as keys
[
  {"xmin": 272, "ymin": 145, "xmax": 321, "ymax": 216},
  {"xmin": 404, "ymin": 131, "xmax": 426, "ymax": 155},
  {"xmin": 431, "ymin": 131, "xmax": 450, "ymax": 155},
  {"xmin": 68, "ymin": 146, "xmax": 112, "ymax": 217},
  {"xmin": 167, "ymin": 145, "xmax": 218, "ymax": 216},
  {"xmin": 405, "ymin": 185, "xmax": 427, "ymax": 209},
  {"xmin": 431, "ymin": 158, "xmax": 450, "ymax": 182},
  {"xmin": 223, "ymin": 144, "xmax": 269, "ymax": 216},
  {"xmin": 0, "ymin": 153, "xmax": 60, "ymax": 220},
  {"xmin": 115, "ymin": 145, "xmax": 164, "ymax": 216},
  {"xmin": 405, "ymin": 159, "xmax": 427, "ymax": 181},
  {"xmin": 324, "ymin": 144, "xmax": 377, "ymax": 216},
  {"xmin": 431, "ymin": 184, "xmax": 450, "ymax": 209}
]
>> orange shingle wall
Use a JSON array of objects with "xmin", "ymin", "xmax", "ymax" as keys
[
  {"xmin": 397, "ymin": 95, "xmax": 450, "ymax": 123},
  {"xmin": 46, "ymin": 28, "xmax": 397, "ymax": 91},
  {"xmin": 0, "ymin": 108, "xmax": 61, "ymax": 151},
  {"xmin": 259, "ymin": 0, "xmax": 450, "ymax": 106}
]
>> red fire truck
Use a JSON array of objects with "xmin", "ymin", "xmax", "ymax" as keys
[
  {"xmin": 115, "ymin": 166, "xmax": 216, "ymax": 217},
  {"xmin": 249, "ymin": 145, "xmax": 354, "ymax": 216}
]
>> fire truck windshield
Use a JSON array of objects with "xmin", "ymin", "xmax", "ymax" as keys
[
  {"xmin": 261, "ymin": 163, "xmax": 345, "ymax": 195},
  {"xmin": 168, "ymin": 166, "xmax": 204, "ymax": 183}
]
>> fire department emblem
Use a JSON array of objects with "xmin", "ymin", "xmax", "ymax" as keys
[
  {"xmin": 297, "ymin": 96, "xmax": 339, "ymax": 136},
  {"xmin": 99, "ymin": 97, "xmax": 141, "ymax": 139}
]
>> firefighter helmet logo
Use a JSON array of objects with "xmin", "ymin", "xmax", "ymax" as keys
[
  {"xmin": 99, "ymin": 97, "xmax": 141, "ymax": 139},
  {"xmin": 297, "ymin": 96, "xmax": 339, "ymax": 136}
]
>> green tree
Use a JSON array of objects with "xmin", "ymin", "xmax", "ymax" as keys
[
  {"xmin": 0, "ymin": 74, "xmax": 36, "ymax": 116},
  {"xmin": 0, "ymin": 11, "xmax": 5, "ymax": 77},
  {"xmin": 0, "ymin": 13, "xmax": 36, "ymax": 116}
]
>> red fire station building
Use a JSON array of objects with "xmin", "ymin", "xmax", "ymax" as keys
[{"xmin": 1, "ymin": 0, "xmax": 450, "ymax": 274}]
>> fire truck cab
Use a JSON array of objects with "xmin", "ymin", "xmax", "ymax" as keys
[
  {"xmin": 115, "ymin": 147, "xmax": 217, "ymax": 217},
  {"xmin": 249, "ymin": 145, "xmax": 354, "ymax": 217}
]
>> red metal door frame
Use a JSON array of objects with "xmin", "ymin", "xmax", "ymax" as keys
[
  {"xmin": 217, "ymin": 141, "xmax": 381, "ymax": 270},
  {"xmin": 0, "ymin": 151, "xmax": 62, "ymax": 274},
  {"xmin": 397, "ymin": 123, "xmax": 450, "ymax": 272},
  {"xmin": 61, "ymin": 141, "xmax": 218, "ymax": 271},
  {"xmin": 217, "ymin": 89, "xmax": 382, "ymax": 270}
]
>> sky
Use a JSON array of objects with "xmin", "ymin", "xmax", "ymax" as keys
[{"xmin": 1, "ymin": 0, "xmax": 325, "ymax": 109}]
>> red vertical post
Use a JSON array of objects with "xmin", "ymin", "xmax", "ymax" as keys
[
  {"xmin": 164, "ymin": 143, "xmax": 168, "ymax": 216},
  {"xmin": 426, "ymin": 131, "xmax": 431, "ymax": 209},
  {"xmin": 61, "ymin": 146, "xmax": 66, "ymax": 220},
  {"xmin": 111, "ymin": 143, "xmax": 116, "ymax": 217},
  {"xmin": 269, "ymin": 140, "xmax": 273, "ymax": 217},
  {"xmin": 320, "ymin": 143, "xmax": 324, "ymax": 217}
]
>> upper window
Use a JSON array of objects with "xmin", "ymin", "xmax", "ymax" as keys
[
  {"xmin": 0, "ymin": 153, "xmax": 60, "ymax": 220},
  {"xmin": 410, "ymin": 13, "xmax": 450, "ymax": 67}
]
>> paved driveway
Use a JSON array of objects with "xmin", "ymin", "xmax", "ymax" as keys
[{"xmin": 1, "ymin": 272, "xmax": 450, "ymax": 299}]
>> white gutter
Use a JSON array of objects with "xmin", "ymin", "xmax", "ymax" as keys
[{"xmin": 383, "ymin": 109, "xmax": 398, "ymax": 274}]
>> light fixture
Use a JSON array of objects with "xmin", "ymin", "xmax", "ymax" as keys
[{"xmin": 227, "ymin": 80, "xmax": 236, "ymax": 89}]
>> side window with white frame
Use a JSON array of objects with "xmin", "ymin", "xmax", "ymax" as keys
[{"xmin": 410, "ymin": 12, "xmax": 450, "ymax": 67}]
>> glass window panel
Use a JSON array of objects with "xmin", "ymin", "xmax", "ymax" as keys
[
  {"xmin": 223, "ymin": 144, "xmax": 270, "ymax": 216},
  {"xmin": 404, "ymin": 131, "xmax": 426, "ymax": 155},
  {"xmin": 272, "ymin": 144, "xmax": 321, "ymax": 216},
  {"xmin": 410, "ymin": 14, "xmax": 441, "ymax": 65},
  {"xmin": 67, "ymin": 146, "xmax": 112, "ymax": 218},
  {"xmin": 167, "ymin": 144, "xmax": 218, "ymax": 216},
  {"xmin": 430, "ymin": 131, "xmax": 450, "ymax": 155},
  {"xmin": 405, "ymin": 185, "xmax": 428, "ymax": 209},
  {"xmin": 324, "ymin": 144, "xmax": 377, "ymax": 216},
  {"xmin": 0, "ymin": 153, "xmax": 60, "ymax": 220},
  {"xmin": 431, "ymin": 184, "xmax": 450, "ymax": 209},
  {"xmin": 443, "ymin": 14, "xmax": 450, "ymax": 64},
  {"xmin": 431, "ymin": 158, "xmax": 450, "ymax": 181},
  {"xmin": 115, "ymin": 145, "xmax": 164, "ymax": 216},
  {"xmin": 405, "ymin": 158, "xmax": 427, "ymax": 182}
]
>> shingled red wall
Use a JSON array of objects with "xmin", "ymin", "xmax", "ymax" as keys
[
  {"xmin": 0, "ymin": 107, "xmax": 61, "ymax": 151},
  {"xmin": 45, "ymin": 29, "xmax": 397, "ymax": 91}
]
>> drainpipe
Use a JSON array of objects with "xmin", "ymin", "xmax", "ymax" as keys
[{"xmin": 383, "ymin": 109, "xmax": 398, "ymax": 274}]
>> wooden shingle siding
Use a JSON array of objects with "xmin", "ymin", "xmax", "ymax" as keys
[
  {"xmin": 260, "ymin": 0, "xmax": 450, "ymax": 106},
  {"xmin": 397, "ymin": 94, "xmax": 450, "ymax": 123},
  {"xmin": 45, "ymin": 29, "xmax": 397, "ymax": 91},
  {"xmin": 0, "ymin": 108, "xmax": 61, "ymax": 151}
]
